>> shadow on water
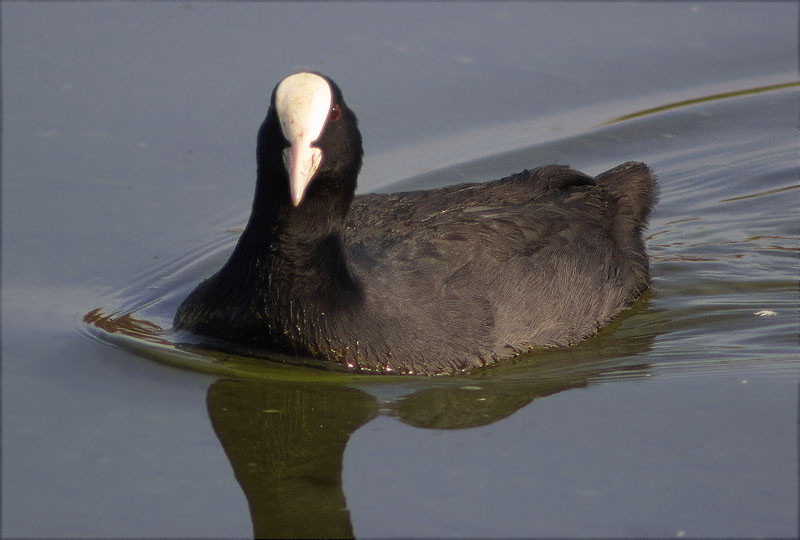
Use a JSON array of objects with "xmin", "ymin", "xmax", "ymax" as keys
[
  {"xmin": 206, "ymin": 379, "xmax": 378, "ymax": 539},
  {"xmin": 208, "ymin": 372, "xmax": 626, "ymax": 538},
  {"xmin": 203, "ymin": 328, "xmax": 653, "ymax": 538},
  {"xmin": 83, "ymin": 298, "xmax": 655, "ymax": 537}
]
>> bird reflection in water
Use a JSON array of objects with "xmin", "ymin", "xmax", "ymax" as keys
[{"xmin": 84, "ymin": 297, "xmax": 653, "ymax": 537}]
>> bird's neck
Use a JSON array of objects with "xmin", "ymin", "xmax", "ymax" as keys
[
  {"xmin": 237, "ymin": 166, "xmax": 361, "ymax": 307},
  {"xmin": 250, "ymin": 163, "xmax": 354, "ymax": 241}
]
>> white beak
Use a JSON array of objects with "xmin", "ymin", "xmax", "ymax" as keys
[{"xmin": 274, "ymin": 73, "xmax": 332, "ymax": 206}]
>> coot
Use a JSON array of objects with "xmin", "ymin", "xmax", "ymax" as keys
[{"xmin": 174, "ymin": 72, "xmax": 656, "ymax": 375}]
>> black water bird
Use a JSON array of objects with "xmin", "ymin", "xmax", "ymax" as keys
[{"xmin": 174, "ymin": 72, "xmax": 657, "ymax": 375}]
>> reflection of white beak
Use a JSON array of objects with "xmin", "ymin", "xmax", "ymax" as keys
[{"xmin": 275, "ymin": 73, "xmax": 332, "ymax": 207}]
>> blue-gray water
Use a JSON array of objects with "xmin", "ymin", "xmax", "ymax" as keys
[{"xmin": 3, "ymin": 3, "xmax": 798, "ymax": 537}]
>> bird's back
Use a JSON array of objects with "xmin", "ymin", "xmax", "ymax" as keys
[{"xmin": 339, "ymin": 163, "xmax": 656, "ymax": 373}]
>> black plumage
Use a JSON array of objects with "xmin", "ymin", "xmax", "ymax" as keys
[{"xmin": 174, "ymin": 73, "xmax": 657, "ymax": 375}]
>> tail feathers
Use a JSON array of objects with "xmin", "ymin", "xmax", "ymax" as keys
[
  {"xmin": 596, "ymin": 161, "xmax": 658, "ymax": 227},
  {"xmin": 596, "ymin": 161, "xmax": 658, "ymax": 297}
]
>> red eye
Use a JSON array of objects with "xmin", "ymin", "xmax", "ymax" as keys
[{"xmin": 330, "ymin": 104, "xmax": 340, "ymax": 121}]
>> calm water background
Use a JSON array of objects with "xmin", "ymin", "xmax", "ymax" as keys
[{"xmin": 3, "ymin": 3, "xmax": 798, "ymax": 537}]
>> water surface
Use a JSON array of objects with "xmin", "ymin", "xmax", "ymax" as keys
[{"xmin": 3, "ymin": 3, "xmax": 798, "ymax": 537}]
